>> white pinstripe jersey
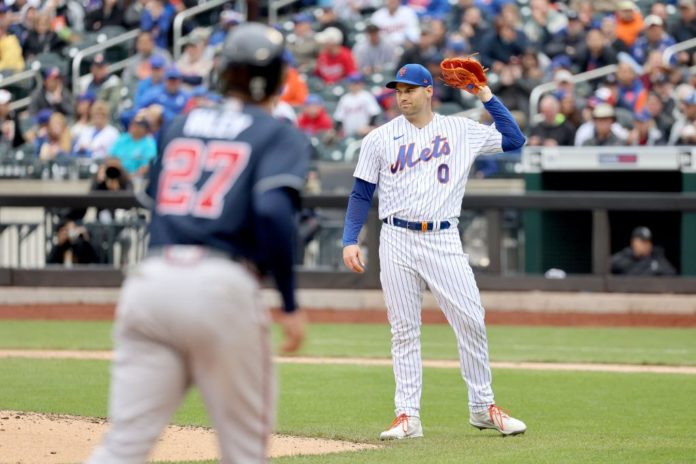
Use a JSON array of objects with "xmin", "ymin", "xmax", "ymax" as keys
[{"xmin": 354, "ymin": 113, "xmax": 503, "ymax": 221}]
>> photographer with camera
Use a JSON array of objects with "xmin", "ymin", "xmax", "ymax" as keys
[{"xmin": 47, "ymin": 219, "xmax": 99, "ymax": 265}]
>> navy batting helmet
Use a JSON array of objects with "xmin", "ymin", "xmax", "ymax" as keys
[{"xmin": 217, "ymin": 22, "xmax": 286, "ymax": 102}]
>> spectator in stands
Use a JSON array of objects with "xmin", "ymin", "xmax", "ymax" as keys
[
  {"xmin": 574, "ymin": 0, "xmax": 599, "ymax": 31},
  {"xmin": 0, "ymin": 89, "xmax": 24, "ymax": 149},
  {"xmin": 458, "ymin": 5, "xmax": 487, "ymax": 52},
  {"xmin": 140, "ymin": 0, "xmax": 175, "ymax": 49},
  {"xmin": 529, "ymin": 95, "xmax": 576, "ymax": 146},
  {"xmin": 298, "ymin": 94, "xmax": 334, "ymax": 136},
  {"xmin": 12, "ymin": 4, "xmax": 38, "ymax": 46},
  {"xmin": 135, "ymin": 55, "xmax": 165, "ymax": 107},
  {"xmin": 315, "ymin": 27, "xmax": 357, "ymax": 84},
  {"xmin": 136, "ymin": 66, "xmax": 190, "ymax": 122},
  {"xmin": 333, "ymin": 73, "xmax": 381, "ymax": 137},
  {"xmin": 370, "ymin": 0, "xmax": 420, "ymax": 47},
  {"xmin": 0, "ymin": 23, "xmax": 24, "ymax": 72},
  {"xmin": 333, "ymin": 0, "xmax": 374, "ymax": 22},
  {"xmin": 317, "ymin": 4, "xmax": 350, "ymax": 47},
  {"xmin": 26, "ymin": 108, "xmax": 51, "ymax": 149},
  {"xmin": 47, "ymin": 218, "xmax": 99, "ymax": 265},
  {"xmin": 559, "ymin": 93, "xmax": 583, "ymax": 131},
  {"xmin": 544, "ymin": 10, "xmax": 586, "ymax": 63},
  {"xmin": 670, "ymin": 92, "xmax": 696, "ymax": 144},
  {"xmin": 124, "ymin": 0, "xmax": 147, "ymax": 29},
  {"xmin": 631, "ymin": 15, "xmax": 675, "ymax": 65},
  {"xmin": 524, "ymin": 0, "xmax": 563, "ymax": 51},
  {"xmin": 398, "ymin": 26, "xmax": 437, "ymax": 69},
  {"xmin": 70, "ymin": 92, "xmax": 96, "ymax": 146},
  {"xmin": 122, "ymin": 30, "xmax": 172, "ymax": 85},
  {"xmin": 645, "ymin": 91, "xmax": 674, "ymax": 141},
  {"xmin": 81, "ymin": 54, "xmax": 122, "ymax": 113},
  {"xmin": 490, "ymin": 63, "xmax": 530, "ymax": 117},
  {"xmin": 616, "ymin": 61, "xmax": 648, "ymax": 112},
  {"xmin": 280, "ymin": 52, "xmax": 309, "ymax": 107},
  {"xmin": 85, "ymin": 0, "xmax": 125, "ymax": 31},
  {"xmin": 73, "ymin": 100, "xmax": 119, "ymax": 159},
  {"xmin": 141, "ymin": 103, "xmax": 164, "ymax": 139},
  {"xmin": 671, "ymin": 0, "xmax": 696, "ymax": 44},
  {"xmin": 600, "ymin": 14, "xmax": 630, "ymax": 55},
  {"xmin": 44, "ymin": 0, "xmax": 85, "ymax": 35},
  {"xmin": 520, "ymin": 48, "xmax": 545, "ymax": 83},
  {"xmin": 576, "ymin": 29, "xmax": 618, "ymax": 72},
  {"xmin": 626, "ymin": 110, "xmax": 664, "ymax": 145},
  {"xmin": 614, "ymin": 1, "xmax": 643, "ymax": 48},
  {"xmin": 611, "ymin": 226, "xmax": 675, "ymax": 276},
  {"xmin": 109, "ymin": 112, "xmax": 157, "ymax": 177},
  {"xmin": 29, "ymin": 67, "xmax": 74, "ymax": 117},
  {"xmin": 208, "ymin": 9, "xmax": 243, "ymax": 47},
  {"xmin": 404, "ymin": 0, "xmax": 450, "ymax": 18},
  {"xmin": 582, "ymin": 103, "xmax": 623, "ymax": 146},
  {"xmin": 353, "ymin": 23, "xmax": 397, "ymax": 75},
  {"xmin": 479, "ymin": 13, "xmax": 528, "ymax": 70},
  {"xmin": 22, "ymin": 11, "xmax": 62, "ymax": 59},
  {"xmin": 37, "ymin": 112, "xmax": 71, "ymax": 161},
  {"xmin": 176, "ymin": 28, "xmax": 214, "ymax": 87},
  {"xmin": 287, "ymin": 13, "xmax": 319, "ymax": 73}
]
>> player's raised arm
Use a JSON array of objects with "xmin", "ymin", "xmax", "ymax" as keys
[{"xmin": 477, "ymin": 85, "xmax": 526, "ymax": 152}]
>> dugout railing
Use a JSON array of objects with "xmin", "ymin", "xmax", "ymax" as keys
[{"xmin": 1, "ymin": 192, "xmax": 696, "ymax": 293}]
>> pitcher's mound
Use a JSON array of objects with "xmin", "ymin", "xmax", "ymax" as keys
[{"xmin": 0, "ymin": 411, "xmax": 377, "ymax": 463}]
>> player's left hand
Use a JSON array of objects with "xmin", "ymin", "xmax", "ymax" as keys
[{"xmin": 280, "ymin": 310, "xmax": 307, "ymax": 354}]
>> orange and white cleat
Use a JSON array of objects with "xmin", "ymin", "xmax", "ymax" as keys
[
  {"xmin": 469, "ymin": 405, "xmax": 527, "ymax": 436},
  {"xmin": 379, "ymin": 413, "xmax": 424, "ymax": 440}
]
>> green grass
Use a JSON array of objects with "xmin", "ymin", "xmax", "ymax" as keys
[
  {"xmin": 1, "ymin": 358, "xmax": 695, "ymax": 463},
  {"xmin": 1, "ymin": 321, "xmax": 696, "ymax": 365}
]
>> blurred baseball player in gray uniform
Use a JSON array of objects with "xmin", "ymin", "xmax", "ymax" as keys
[
  {"xmin": 342, "ymin": 64, "xmax": 527, "ymax": 439},
  {"xmin": 86, "ymin": 23, "xmax": 310, "ymax": 463}
]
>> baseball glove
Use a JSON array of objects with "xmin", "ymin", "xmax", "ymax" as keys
[{"xmin": 440, "ymin": 55, "xmax": 488, "ymax": 95}]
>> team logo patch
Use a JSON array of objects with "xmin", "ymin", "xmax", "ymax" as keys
[{"xmin": 399, "ymin": 67, "xmax": 407, "ymax": 77}]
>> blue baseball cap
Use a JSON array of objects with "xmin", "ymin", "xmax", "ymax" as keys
[
  {"xmin": 35, "ymin": 108, "xmax": 53, "ymax": 125},
  {"xmin": 346, "ymin": 72, "xmax": 364, "ymax": 83},
  {"xmin": 149, "ymin": 55, "xmax": 166, "ymax": 69},
  {"xmin": 304, "ymin": 94, "xmax": 323, "ymax": 105},
  {"xmin": 164, "ymin": 66, "xmax": 182, "ymax": 80},
  {"xmin": 386, "ymin": 64, "xmax": 433, "ymax": 89}
]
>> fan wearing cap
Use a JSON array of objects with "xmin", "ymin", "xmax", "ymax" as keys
[
  {"xmin": 529, "ymin": 94, "xmax": 576, "ymax": 146},
  {"xmin": 109, "ymin": 112, "xmax": 157, "ymax": 176},
  {"xmin": 135, "ymin": 55, "xmax": 166, "ymax": 106},
  {"xmin": 353, "ymin": 23, "xmax": 397, "ymax": 75},
  {"xmin": 29, "ymin": 66, "xmax": 75, "ymax": 117},
  {"xmin": 611, "ymin": 226, "xmax": 676, "ymax": 276},
  {"xmin": 80, "ymin": 53, "xmax": 123, "ymax": 113},
  {"xmin": 582, "ymin": 103, "xmax": 623, "ymax": 146},
  {"xmin": 176, "ymin": 28, "xmax": 214, "ymax": 86},
  {"xmin": 122, "ymin": 30, "xmax": 172, "ymax": 86},
  {"xmin": 286, "ymin": 13, "xmax": 319, "ymax": 73},
  {"xmin": 298, "ymin": 94, "xmax": 334, "ymax": 136},
  {"xmin": 314, "ymin": 26, "xmax": 357, "ymax": 84},
  {"xmin": 342, "ymin": 63, "xmax": 527, "ymax": 440},
  {"xmin": 630, "ymin": 14, "xmax": 675, "ymax": 65},
  {"xmin": 209, "ymin": 9, "xmax": 243, "ymax": 47},
  {"xmin": 668, "ymin": 91, "xmax": 696, "ymax": 145},
  {"xmin": 626, "ymin": 109, "xmax": 663, "ymax": 146},
  {"xmin": 333, "ymin": 72, "xmax": 381, "ymax": 137},
  {"xmin": 614, "ymin": 1, "xmax": 644, "ymax": 47},
  {"xmin": 135, "ymin": 65, "xmax": 190, "ymax": 122},
  {"xmin": 0, "ymin": 89, "xmax": 25, "ymax": 148},
  {"xmin": 539, "ymin": 6, "xmax": 584, "ymax": 61},
  {"xmin": 370, "ymin": 0, "xmax": 420, "ymax": 47}
]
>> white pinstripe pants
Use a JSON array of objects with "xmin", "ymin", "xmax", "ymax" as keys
[{"xmin": 379, "ymin": 224, "xmax": 494, "ymax": 417}]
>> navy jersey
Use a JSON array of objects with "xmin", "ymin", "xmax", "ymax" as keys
[{"xmin": 146, "ymin": 100, "xmax": 310, "ymax": 261}]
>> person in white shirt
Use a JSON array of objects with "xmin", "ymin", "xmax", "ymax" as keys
[
  {"xmin": 353, "ymin": 23, "xmax": 398, "ymax": 74},
  {"xmin": 73, "ymin": 100, "xmax": 120, "ymax": 159},
  {"xmin": 371, "ymin": 0, "xmax": 420, "ymax": 47},
  {"xmin": 334, "ymin": 73, "xmax": 382, "ymax": 137}
]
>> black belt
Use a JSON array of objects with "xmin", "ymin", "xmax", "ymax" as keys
[{"xmin": 383, "ymin": 217, "xmax": 451, "ymax": 232}]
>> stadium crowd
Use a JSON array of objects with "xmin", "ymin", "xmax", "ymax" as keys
[{"xmin": 1, "ymin": 0, "xmax": 696, "ymax": 184}]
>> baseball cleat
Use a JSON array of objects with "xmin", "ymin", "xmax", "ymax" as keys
[
  {"xmin": 379, "ymin": 413, "xmax": 424, "ymax": 440},
  {"xmin": 469, "ymin": 405, "xmax": 526, "ymax": 436}
]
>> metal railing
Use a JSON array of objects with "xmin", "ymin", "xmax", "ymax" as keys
[
  {"xmin": 71, "ymin": 29, "xmax": 141, "ymax": 96},
  {"xmin": 172, "ymin": 0, "xmax": 247, "ymax": 60},
  {"xmin": 1, "ymin": 192, "xmax": 696, "ymax": 292},
  {"xmin": 0, "ymin": 69, "xmax": 42, "ymax": 113},
  {"xmin": 528, "ymin": 64, "xmax": 617, "ymax": 120},
  {"xmin": 269, "ymin": 0, "xmax": 302, "ymax": 25},
  {"xmin": 663, "ymin": 36, "xmax": 696, "ymax": 67}
]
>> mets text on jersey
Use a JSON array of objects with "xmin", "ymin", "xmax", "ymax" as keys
[{"xmin": 390, "ymin": 135, "xmax": 451, "ymax": 173}]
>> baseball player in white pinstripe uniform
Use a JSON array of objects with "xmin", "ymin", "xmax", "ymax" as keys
[{"xmin": 342, "ymin": 64, "xmax": 527, "ymax": 439}]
